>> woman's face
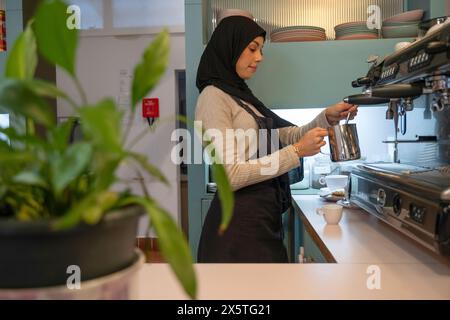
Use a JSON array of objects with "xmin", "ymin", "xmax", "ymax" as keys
[{"xmin": 235, "ymin": 36, "xmax": 264, "ymax": 80}]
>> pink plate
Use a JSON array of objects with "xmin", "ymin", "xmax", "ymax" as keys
[
  {"xmin": 383, "ymin": 9, "xmax": 424, "ymax": 23},
  {"xmin": 271, "ymin": 32, "xmax": 326, "ymax": 40},
  {"xmin": 271, "ymin": 30, "xmax": 326, "ymax": 38},
  {"xmin": 335, "ymin": 34, "xmax": 379, "ymax": 40},
  {"xmin": 272, "ymin": 36, "xmax": 326, "ymax": 42},
  {"xmin": 334, "ymin": 21, "xmax": 367, "ymax": 30},
  {"xmin": 272, "ymin": 32, "xmax": 326, "ymax": 39}
]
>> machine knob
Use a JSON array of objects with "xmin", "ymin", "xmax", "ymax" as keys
[
  {"xmin": 377, "ymin": 188, "xmax": 386, "ymax": 207},
  {"xmin": 393, "ymin": 193, "xmax": 402, "ymax": 215},
  {"xmin": 431, "ymin": 98, "xmax": 445, "ymax": 112},
  {"xmin": 352, "ymin": 77, "xmax": 371, "ymax": 88}
]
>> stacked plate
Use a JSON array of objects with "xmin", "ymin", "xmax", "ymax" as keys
[
  {"xmin": 270, "ymin": 26, "xmax": 326, "ymax": 42},
  {"xmin": 334, "ymin": 21, "xmax": 379, "ymax": 40},
  {"xmin": 382, "ymin": 9, "xmax": 424, "ymax": 38},
  {"xmin": 217, "ymin": 8, "xmax": 254, "ymax": 24}
]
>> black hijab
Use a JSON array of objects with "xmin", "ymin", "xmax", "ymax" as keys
[{"xmin": 196, "ymin": 15, "xmax": 294, "ymax": 128}]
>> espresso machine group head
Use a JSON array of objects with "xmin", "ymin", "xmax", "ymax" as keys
[
  {"xmin": 350, "ymin": 17, "xmax": 449, "ymax": 111},
  {"xmin": 345, "ymin": 17, "xmax": 450, "ymax": 162}
]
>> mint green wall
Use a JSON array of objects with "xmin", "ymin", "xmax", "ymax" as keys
[
  {"xmin": 247, "ymin": 38, "xmax": 412, "ymax": 109},
  {"xmin": 407, "ymin": 0, "xmax": 447, "ymax": 19},
  {"xmin": 429, "ymin": 0, "xmax": 446, "ymax": 18},
  {"xmin": 186, "ymin": 0, "xmax": 211, "ymax": 258}
]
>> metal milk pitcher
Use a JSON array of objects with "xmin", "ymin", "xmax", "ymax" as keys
[{"xmin": 327, "ymin": 114, "xmax": 361, "ymax": 162}]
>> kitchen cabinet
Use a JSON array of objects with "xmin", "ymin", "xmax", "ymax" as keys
[
  {"xmin": 302, "ymin": 226, "xmax": 327, "ymax": 263},
  {"xmin": 287, "ymin": 206, "xmax": 329, "ymax": 263},
  {"xmin": 201, "ymin": 198, "xmax": 212, "ymax": 225}
]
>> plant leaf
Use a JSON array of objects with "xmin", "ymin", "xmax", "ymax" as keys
[
  {"xmin": 211, "ymin": 163, "xmax": 234, "ymax": 233},
  {"xmin": 0, "ymin": 127, "xmax": 46, "ymax": 147},
  {"xmin": 92, "ymin": 154, "xmax": 122, "ymax": 192},
  {"xmin": 25, "ymin": 79, "xmax": 68, "ymax": 100},
  {"xmin": 120, "ymin": 196, "xmax": 196, "ymax": 299},
  {"xmin": 0, "ymin": 80, "xmax": 55, "ymax": 128},
  {"xmin": 51, "ymin": 142, "xmax": 92, "ymax": 195},
  {"xmin": 82, "ymin": 191, "xmax": 119, "ymax": 225},
  {"xmin": 131, "ymin": 30, "xmax": 169, "ymax": 109},
  {"xmin": 5, "ymin": 21, "xmax": 37, "ymax": 80},
  {"xmin": 33, "ymin": 0, "xmax": 78, "ymax": 77},
  {"xmin": 79, "ymin": 99, "xmax": 123, "ymax": 154},
  {"xmin": 0, "ymin": 150, "xmax": 34, "ymax": 164},
  {"xmin": 53, "ymin": 190, "xmax": 118, "ymax": 229},
  {"xmin": 48, "ymin": 117, "xmax": 76, "ymax": 152},
  {"xmin": 127, "ymin": 152, "xmax": 169, "ymax": 186},
  {"xmin": 13, "ymin": 171, "xmax": 48, "ymax": 189}
]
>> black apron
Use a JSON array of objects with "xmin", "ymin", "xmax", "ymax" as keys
[{"xmin": 197, "ymin": 97, "xmax": 292, "ymax": 263}]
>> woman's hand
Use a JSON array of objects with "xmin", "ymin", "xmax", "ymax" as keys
[
  {"xmin": 293, "ymin": 127, "xmax": 328, "ymax": 157},
  {"xmin": 325, "ymin": 102, "xmax": 358, "ymax": 125}
]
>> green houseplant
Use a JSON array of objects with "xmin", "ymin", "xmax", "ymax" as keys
[{"xmin": 0, "ymin": 0, "xmax": 233, "ymax": 299}]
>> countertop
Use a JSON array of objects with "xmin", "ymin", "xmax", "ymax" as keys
[
  {"xmin": 137, "ymin": 195, "xmax": 450, "ymax": 300},
  {"xmin": 291, "ymin": 195, "xmax": 450, "ymax": 265}
]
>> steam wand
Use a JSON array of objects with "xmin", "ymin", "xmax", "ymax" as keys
[{"xmin": 386, "ymin": 99, "xmax": 401, "ymax": 163}]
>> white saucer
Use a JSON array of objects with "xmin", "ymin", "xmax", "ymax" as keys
[{"xmin": 319, "ymin": 188, "xmax": 345, "ymax": 202}]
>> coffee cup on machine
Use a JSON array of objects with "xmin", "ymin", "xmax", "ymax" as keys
[{"xmin": 319, "ymin": 174, "xmax": 348, "ymax": 191}]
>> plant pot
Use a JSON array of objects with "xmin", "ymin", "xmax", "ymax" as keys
[
  {"xmin": 0, "ymin": 249, "xmax": 144, "ymax": 299},
  {"xmin": 0, "ymin": 205, "xmax": 144, "ymax": 289}
]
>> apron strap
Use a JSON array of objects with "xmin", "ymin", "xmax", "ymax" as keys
[
  {"xmin": 230, "ymin": 96, "xmax": 270, "ymax": 130},
  {"xmin": 229, "ymin": 95, "xmax": 292, "ymax": 212}
]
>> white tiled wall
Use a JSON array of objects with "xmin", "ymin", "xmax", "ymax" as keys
[{"xmin": 273, "ymin": 104, "xmax": 436, "ymax": 163}]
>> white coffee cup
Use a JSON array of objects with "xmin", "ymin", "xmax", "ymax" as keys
[
  {"xmin": 316, "ymin": 204, "xmax": 343, "ymax": 225},
  {"xmin": 318, "ymin": 175, "xmax": 348, "ymax": 191}
]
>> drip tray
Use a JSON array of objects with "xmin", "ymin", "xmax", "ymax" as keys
[{"xmin": 361, "ymin": 163, "xmax": 433, "ymax": 175}]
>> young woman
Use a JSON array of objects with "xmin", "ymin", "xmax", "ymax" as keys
[{"xmin": 195, "ymin": 16, "xmax": 357, "ymax": 262}]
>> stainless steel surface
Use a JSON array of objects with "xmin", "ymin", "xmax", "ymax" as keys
[
  {"xmin": 346, "ymin": 16, "xmax": 450, "ymax": 258},
  {"xmin": 352, "ymin": 20, "xmax": 450, "ymax": 115},
  {"xmin": 350, "ymin": 164, "xmax": 450, "ymax": 257},
  {"xmin": 345, "ymin": 112, "xmax": 351, "ymax": 125},
  {"xmin": 442, "ymin": 188, "xmax": 450, "ymax": 200},
  {"xmin": 358, "ymin": 162, "xmax": 450, "ymax": 192},
  {"xmin": 327, "ymin": 123, "xmax": 361, "ymax": 162}
]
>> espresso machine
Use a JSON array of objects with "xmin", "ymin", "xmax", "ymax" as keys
[{"xmin": 344, "ymin": 17, "xmax": 450, "ymax": 257}]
